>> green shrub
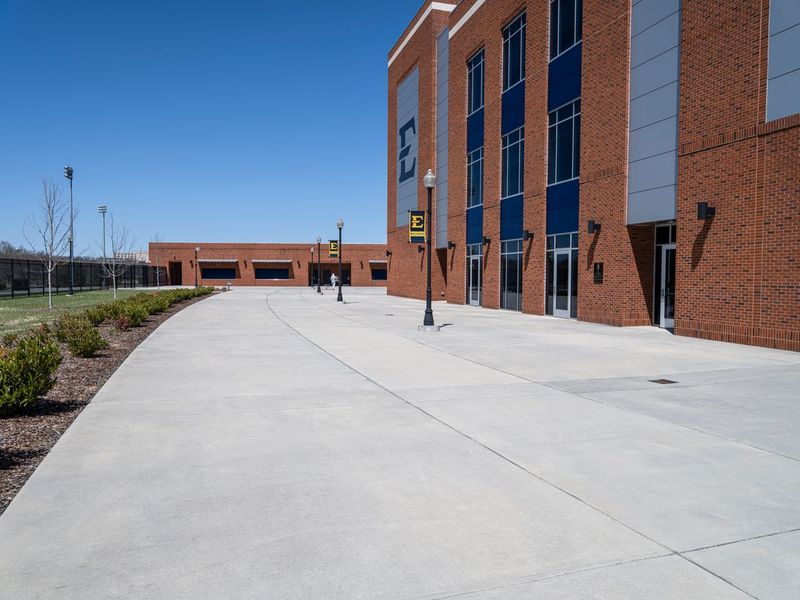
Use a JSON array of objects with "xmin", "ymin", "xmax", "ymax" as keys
[
  {"xmin": 0, "ymin": 328, "xmax": 62, "ymax": 415},
  {"xmin": 125, "ymin": 304, "xmax": 149, "ymax": 327},
  {"xmin": 67, "ymin": 322, "xmax": 107, "ymax": 358},
  {"xmin": 53, "ymin": 313, "xmax": 108, "ymax": 358},
  {"xmin": 113, "ymin": 315, "xmax": 132, "ymax": 332},
  {"xmin": 84, "ymin": 305, "xmax": 110, "ymax": 326}
]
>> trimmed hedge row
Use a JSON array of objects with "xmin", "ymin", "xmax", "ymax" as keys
[{"xmin": 1, "ymin": 287, "xmax": 215, "ymax": 415}]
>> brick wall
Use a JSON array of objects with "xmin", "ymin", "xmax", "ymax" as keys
[
  {"xmin": 387, "ymin": 2, "xmax": 450, "ymax": 301},
  {"xmin": 148, "ymin": 242, "xmax": 388, "ymax": 288},
  {"xmin": 389, "ymin": 0, "xmax": 800, "ymax": 351},
  {"xmin": 676, "ymin": 0, "xmax": 800, "ymax": 351}
]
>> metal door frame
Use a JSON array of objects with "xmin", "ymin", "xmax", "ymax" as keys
[
  {"xmin": 553, "ymin": 249, "xmax": 571, "ymax": 319},
  {"xmin": 660, "ymin": 243, "xmax": 676, "ymax": 329},
  {"xmin": 468, "ymin": 254, "xmax": 481, "ymax": 307}
]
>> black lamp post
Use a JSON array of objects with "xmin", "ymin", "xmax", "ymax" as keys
[
  {"xmin": 316, "ymin": 236, "xmax": 322, "ymax": 294},
  {"xmin": 64, "ymin": 166, "xmax": 74, "ymax": 295},
  {"xmin": 98, "ymin": 205, "xmax": 107, "ymax": 290},
  {"xmin": 194, "ymin": 246, "xmax": 200, "ymax": 287},
  {"xmin": 336, "ymin": 219, "xmax": 344, "ymax": 302},
  {"xmin": 423, "ymin": 169, "xmax": 436, "ymax": 328}
]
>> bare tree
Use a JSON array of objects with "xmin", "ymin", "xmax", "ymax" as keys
[
  {"xmin": 102, "ymin": 214, "xmax": 135, "ymax": 299},
  {"xmin": 23, "ymin": 179, "xmax": 70, "ymax": 309},
  {"xmin": 150, "ymin": 233, "xmax": 163, "ymax": 290}
]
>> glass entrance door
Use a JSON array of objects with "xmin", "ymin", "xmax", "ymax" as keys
[
  {"xmin": 553, "ymin": 249, "xmax": 571, "ymax": 318},
  {"xmin": 660, "ymin": 244, "xmax": 675, "ymax": 329},
  {"xmin": 468, "ymin": 254, "xmax": 481, "ymax": 306}
]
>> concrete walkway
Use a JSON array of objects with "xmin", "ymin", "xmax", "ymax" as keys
[{"xmin": 1, "ymin": 287, "xmax": 799, "ymax": 599}]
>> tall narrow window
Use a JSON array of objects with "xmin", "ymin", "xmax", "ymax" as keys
[
  {"xmin": 502, "ymin": 127, "xmax": 525, "ymax": 198},
  {"xmin": 547, "ymin": 100, "xmax": 580, "ymax": 184},
  {"xmin": 467, "ymin": 49, "xmax": 485, "ymax": 115},
  {"xmin": 503, "ymin": 13, "xmax": 526, "ymax": 91},
  {"xmin": 467, "ymin": 147, "xmax": 484, "ymax": 208},
  {"xmin": 550, "ymin": 0, "xmax": 583, "ymax": 60}
]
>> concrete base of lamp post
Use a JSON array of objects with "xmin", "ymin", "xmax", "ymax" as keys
[{"xmin": 417, "ymin": 325, "xmax": 441, "ymax": 332}]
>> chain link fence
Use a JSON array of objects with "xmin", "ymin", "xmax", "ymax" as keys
[{"xmin": 0, "ymin": 257, "xmax": 167, "ymax": 299}]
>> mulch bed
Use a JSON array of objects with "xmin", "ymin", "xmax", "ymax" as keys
[{"xmin": 0, "ymin": 293, "xmax": 214, "ymax": 515}]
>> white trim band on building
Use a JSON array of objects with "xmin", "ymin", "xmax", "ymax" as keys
[
  {"xmin": 388, "ymin": 2, "xmax": 456, "ymax": 68},
  {"xmin": 449, "ymin": 0, "xmax": 485, "ymax": 38},
  {"xmin": 197, "ymin": 259, "xmax": 238, "ymax": 263},
  {"xmin": 368, "ymin": 260, "xmax": 388, "ymax": 264}
]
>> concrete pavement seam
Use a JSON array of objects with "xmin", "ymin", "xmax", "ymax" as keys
[
  {"xmin": 299, "ymin": 289, "xmax": 800, "ymax": 464},
  {"xmin": 266, "ymin": 290, "xmax": 761, "ymax": 600}
]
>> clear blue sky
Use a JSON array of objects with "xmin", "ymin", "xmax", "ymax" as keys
[{"xmin": 0, "ymin": 0, "xmax": 422, "ymax": 253}]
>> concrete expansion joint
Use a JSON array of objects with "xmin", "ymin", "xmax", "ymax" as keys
[{"xmin": 265, "ymin": 291, "xmax": 758, "ymax": 599}]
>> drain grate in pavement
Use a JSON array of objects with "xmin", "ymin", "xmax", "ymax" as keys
[{"xmin": 650, "ymin": 378, "xmax": 678, "ymax": 385}]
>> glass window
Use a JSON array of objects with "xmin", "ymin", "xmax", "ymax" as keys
[
  {"xmin": 501, "ymin": 239, "xmax": 523, "ymax": 311},
  {"xmin": 467, "ymin": 49, "xmax": 485, "ymax": 115},
  {"xmin": 202, "ymin": 268, "xmax": 237, "ymax": 280},
  {"xmin": 550, "ymin": 0, "xmax": 583, "ymax": 60},
  {"xmin": 503, "ymin": 13, "xmax": 526, "ymax": 90},
  {"xmin": 502, "ymin": 127, "xmax": 525, "ymax": 198},
  {"xmin": 467, "ymin": 147, "xmax": 484, "ymax": 208},
  {"xmin": 547, "ymin": 99, "xmax": 581, "ymax": 185}
]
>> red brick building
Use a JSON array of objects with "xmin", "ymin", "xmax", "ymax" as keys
[
  {"xmin": 148, "ymin": 242, "xmax": 388, "ymax": 288},
  {"xmin": 387, "ymin": 0, "xmax": 800, "ymax": 351}
]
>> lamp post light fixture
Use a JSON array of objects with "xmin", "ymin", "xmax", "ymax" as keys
[
  {"xmin": 336, "ymin": 219, "xmax": 344, "ymax": 302},
  {"xmin": 64, "ymin": 166, "xmax": 74, "ymax": 295},
  {"xmin": 421, "ymin": 168, "xmax": 437, "ymax": 330},
  {"xmin": 316, "ymin": 235, "xmax": 322, "ymax": 294},
  {"xmin": 98, "ymin": 205, "xmax": 107, "ymax": 290},
  {"xmin": 194, "ymin": 247, "xmax": 200, "ymax": 287}
]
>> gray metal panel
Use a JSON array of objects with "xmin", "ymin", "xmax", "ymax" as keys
[
  {"xmin": 767, "ymin": 24, "xmax": 800, "ymax": 79},
  {"xmin": 396, "ymin": 67, "xmax": 419, "ymax": 227},
  {"xmin": 628, "ymin": 152, "xmax": 678, "ymax": 193},
  {"xmin": 631, "ymin": 0, "xmax": 680, "ymax": 36},
  {"xmin": 630, "ymin": 82, "xmax": 678, "ymax": 130},
  {"xmin": 627, "ymin": 0, "xmax": 680, "ymax": 225},
  {"xmin": 631, "ymin": 12, "xmax": 680, "ymax": 68},
  {"xmin": 769, "ymin": 0, "xmax": 800, "ymax": 36},
  {"xmin": 630, "ymin": 47, "xmax": 680, "ymax": 99},
  {"xmin": 629, "ymin": 117, "xmax": 678, "ymax": 162},
  {"xmin": 627, "ymin": 185, "xmax": 677, "ymax": 224},
  {"xmin": 436, "ymin": 29, "xmax": 449, "ymax": 249},
  {"xmin": 767, "ymin": 68, "xmax": 800, "ymax": 121}
]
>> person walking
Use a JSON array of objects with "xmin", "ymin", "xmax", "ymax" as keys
[{"xmin": 330, "ymin": 272, "xmax": 337, "ymax": 290}]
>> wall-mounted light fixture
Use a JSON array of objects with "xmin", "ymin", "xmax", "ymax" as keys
[
  {"xmin": 482, "ymin": 236, "xmax": 491, "ymax": 245},
  {"xmin": 523, "ymin": 229, "xmax": 534, "ymax": 241},
  {"xmin": 697, "ymin": 202, "xmax": 716, "ymax": 220},
  {"xmin": 447, "ymin": 241, "xmax": 456, "ymax": 249},
  {"xmin": 417, "ymin": 245, "xmax": 425, "ymax": 254},
  {"xmin": 386, "ymin": 250, "xmax": 392, "ymax": 257},
  {"xmin": 587, "ymin": 220, "xmax": 601, "ymax": 234}
]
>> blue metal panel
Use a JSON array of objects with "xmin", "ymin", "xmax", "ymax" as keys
[
  {"xmin": 466, "ymin": 108, "xmax": 484, "ymax": 152},
  {"xmin": 546, "ymin": 179, "xmax": 579, "ymax": 234},
  {"xmin": 500, "ymin": 194, "xmax": 524, "ymax": 240},
  {"xmin": 548, "ymin": 43, "xmax": 582, "ymax": 111},
  {"xmin": 466, "ymin": 205, "xmax": 483, "ymax": 245},
  {"xmin": 501, "ymin": 83, "xmax": 525, "ymax": 134}
]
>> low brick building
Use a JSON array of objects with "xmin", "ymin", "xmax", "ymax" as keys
[
  {"xmin": 148, "ymin": 242, "xmax": 388, "ymax": 288},
  {"xmin": 387, "ymin": 0, "xmax": 800, "ymax": 351}
]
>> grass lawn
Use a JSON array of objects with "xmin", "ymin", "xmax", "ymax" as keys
[{"xmin": 0, "ymin": 290, "xmax": 143, "ymax": 335}]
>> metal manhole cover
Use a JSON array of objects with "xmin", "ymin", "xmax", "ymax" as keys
[{"xmin": 650, "ymin": 379, "xmax": 678, "ymax": 385}]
